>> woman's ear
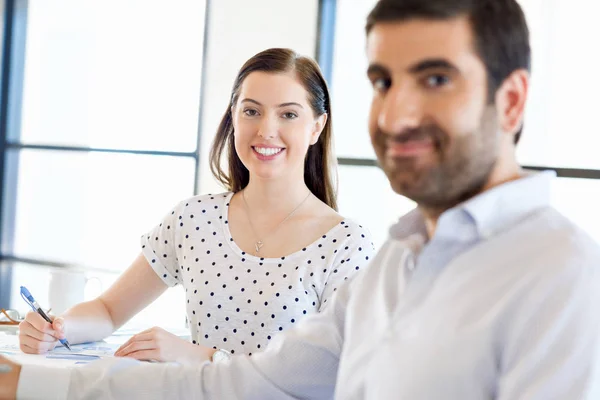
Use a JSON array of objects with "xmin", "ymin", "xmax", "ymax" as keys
[{"xmin": 310, "ymin": 113, "xmax": 328, "ymax": 145}]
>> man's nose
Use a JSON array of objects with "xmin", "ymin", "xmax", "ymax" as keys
[{"xmin": 377, "ymin": 85, "xmax": 422, "ymax": 135}]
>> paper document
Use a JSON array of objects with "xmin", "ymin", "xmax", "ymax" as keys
[
  {"xmin": 0, "ymin": 333, "xmax": 118, "ymax": 357},
  {"xmin": 0, "ymin": 332, "xmax": 120, "ymax": 366},
  {"xmin": 50, "ymin": 342, "xmax": 119, "ymax": 357}
]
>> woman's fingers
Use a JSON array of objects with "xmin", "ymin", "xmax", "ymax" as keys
[
  {"xmin": 51, "ymin": 317, "xmax": 66, "ymax": 339},
  {"xmin": 19, "ymin": 334, "xmax": 57, "ymax": 354},
  {"xmin": 18, "ymin": 320, "xmax": 59, "ymax": 342},
  {"xmin": 115, "ymin": 328, "xmax": 157, "ymax": 353},
  {"xmin": 23, "ymin": 312, "xmax": 53, "ymax": 333},
  {"xmin": 115, "ymin": 337, "xmax": 156, "ymax": 357}
]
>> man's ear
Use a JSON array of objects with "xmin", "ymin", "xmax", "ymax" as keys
[
  {"xmin": 494, "ymin": 69, "xmax": 529, "ymax": 141},
  {"xmin": 310, "ymin": 113, "xmax": 328, "ymax": 145}
]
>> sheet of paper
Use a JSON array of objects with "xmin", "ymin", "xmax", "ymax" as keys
[
  {"xmin": 0, "ymin": 332, "xmax": 120, "ymax": 367},
  {"xmin": 0, "ymin": 333, "xmax": 119, "ymax": 357},
  {"xmin": 51, "ymin": 342, "xmax": 120, "ymax": 357}
]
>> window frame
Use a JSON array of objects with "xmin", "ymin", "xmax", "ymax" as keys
[{"xmin": 0, "ymin": 0, "xmax": 212, "ymax": 307}]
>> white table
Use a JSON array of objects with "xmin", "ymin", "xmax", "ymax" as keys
[{"xmin": 1, "ymin": 327, "xmax": 190, "ymax": 368}]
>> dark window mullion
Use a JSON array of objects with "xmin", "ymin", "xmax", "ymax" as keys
[
  {"xmin": 0, "ymin": 0, "xmax": 20, "ymax": 308},
  {"xmin": 337, "ymin": 157, "xmax": 600, "ymax": 180},
  {"xmin": 6, "ymin": 142, "xmax": 199, "ymax": 158}
]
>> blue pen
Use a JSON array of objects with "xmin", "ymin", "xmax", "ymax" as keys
[{"xmin": 20, "ymin": 286, "xmax": 72, "ymax": 351}]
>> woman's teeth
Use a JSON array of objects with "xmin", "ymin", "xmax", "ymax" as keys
[{"xmin": 254, "ymin": 147, "xmax": 283, "ymax": 156}]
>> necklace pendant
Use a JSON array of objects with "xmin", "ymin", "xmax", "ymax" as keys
[{"xmin": 255, "ymin": 241, "xmax": 263, "ymax": 254}]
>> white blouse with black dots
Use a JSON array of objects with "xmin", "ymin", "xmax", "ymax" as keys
[{"xmin": 140, "ymin": 192, "xmax": 375, "ymax": 356}]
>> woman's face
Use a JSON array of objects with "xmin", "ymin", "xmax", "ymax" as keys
[{"xmin": 232, "ymin": 71, "xmax": 327, "ymax": 182}]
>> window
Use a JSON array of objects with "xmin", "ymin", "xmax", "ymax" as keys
[
  {"xmin": 1, "ymin": 0, "xmax": 208, "ymax": 327},
  {"xmin": 329, "ymin": 0, "xmax": 600, "ymax": 246},
  {"xmin": 13, "ymin": 0, "xmax": 206, "ymax": 152},
  {"xmin": 329, "ymin": 0, "xmax": 376, "ymax": 160},
  {"xmin": 9, "ymin": 149, "xmax": 195, "ymax": 266},
  {"xmin": 337, "ymin": 164, "xmax": 415, "ymax": 248},
  {"xmin": 516, "ymin": 0, "xmax": 600, "ymax": 169}
]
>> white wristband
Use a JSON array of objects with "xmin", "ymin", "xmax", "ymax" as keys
[{"xmin": 211, "ymin": 349, "xmax": 232, "ymax": 363}]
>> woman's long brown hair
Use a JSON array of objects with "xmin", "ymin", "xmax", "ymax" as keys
[{"xmin": 209, "ymin": 48, "xmax": 338, "ymax": 210}]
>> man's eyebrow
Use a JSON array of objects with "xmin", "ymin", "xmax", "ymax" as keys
[
  {"xmin": 240, "ymin": 98, "xmax": 303, "ymax": 108},
  {"xmin": 366, "ymin": 64, "xmax": 390, "ymax": 77},
  {"xmin": 407, "ymin": 58, "xmax": 459, "ymax": 74},
  {"xmin": 367, "ymin": 59, "xmax": 459, "ymax": 77}
]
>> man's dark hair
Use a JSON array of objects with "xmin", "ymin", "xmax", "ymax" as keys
[{"xmin": 366, "ymin": 0, "xmax": 530, "ymax": 144}]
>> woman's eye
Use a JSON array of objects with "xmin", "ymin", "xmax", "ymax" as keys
[
  {"xmin": 243, "ymin": 109, "xmax": 258, "ymax": 116},
  {"xmin": 424, "ymin": 74, "xmax": 450, "ymax": 88},
  {"xmin": 282, "ymin": 112, "xmax": 298, "ymax": 119}
]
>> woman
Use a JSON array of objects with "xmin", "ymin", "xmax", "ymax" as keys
[{"xmin": 18, "ymin": 48, "xmax": 374, "ymax": 363}]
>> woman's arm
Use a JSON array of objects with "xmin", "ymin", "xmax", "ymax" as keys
[{"xmin": 60, "ymin": 253, "xmax": 168, "ymax": 344}]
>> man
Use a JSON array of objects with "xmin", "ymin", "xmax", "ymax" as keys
[{"xmin": 2, "ymin": 0, "xmax": 600, "ymax": 398}]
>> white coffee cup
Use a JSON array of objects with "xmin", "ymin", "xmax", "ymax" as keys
[{"xmin": 48, "ymin": 270, "xmax": 102, "ymax": 315}]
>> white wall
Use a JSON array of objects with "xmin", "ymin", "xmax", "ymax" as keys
[{"xmin": 197, "ymin": 0, "xmax": 320, "ymax": 194}]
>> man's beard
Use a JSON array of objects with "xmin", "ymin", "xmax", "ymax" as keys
[{"xmin": 374, "ymin": 108, "xmax": 499, "ymax": 213}]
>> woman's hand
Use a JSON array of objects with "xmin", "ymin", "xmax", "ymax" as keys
[
  {"xmin": 18, "ymin": 312, "xmax": 66, "ymax": 354},
  {"xmin": 114, "ymin": 327, "xmax": 215, "ymax": 364}
]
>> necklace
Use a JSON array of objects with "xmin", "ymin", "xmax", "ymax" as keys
[{"xmin": 242, "ymin": 189, "xmax": 312, "ymax": 256}]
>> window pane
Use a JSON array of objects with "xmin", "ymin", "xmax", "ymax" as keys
[
  {"xmin": 13, "ymin": 0, "xmax": 206, "ymax": 151},
  {"xmin": 517, "ymin": 0, "xmax": 600, "ymax": 169},
  {"xmin": 550, "ymin": 177, "xmax": 600, "ymax": 244},
  {"xmin": 330, "ymin": 0, "xmax": 377, "ymax": 159},
  {"xmin": 9, "ymin": 149, "xmax": 195, "ymax": 269},
  {"xmin": 337, "ymin": 164, "xmax": 416, "ymax": 249}
]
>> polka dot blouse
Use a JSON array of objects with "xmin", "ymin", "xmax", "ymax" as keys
[{"xmin": 140, "ymin": 192, "xmax": 375, "ymax": 356}]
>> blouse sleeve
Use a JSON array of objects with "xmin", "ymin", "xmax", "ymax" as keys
[
  {"xmin": 139, "ymin": 201, "xmax": 186, "ymax": 287},
  {"xmin": 319, "ymin": 221, "xmax": 375, "ymax": 311}
]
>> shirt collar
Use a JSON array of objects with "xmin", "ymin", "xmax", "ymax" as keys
[
  {"xmin": 388, "ymin": 208, "xmax": 428, "ymax": 253},
  {"xmin": 459, "ymin": 170, "xmax": 555, "ymax": 239},
  {"xmin": 389, "ymin": 170, "xmax": 556, "ymax": 242}
]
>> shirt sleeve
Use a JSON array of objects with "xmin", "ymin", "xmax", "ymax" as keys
[
  {"xmin": 496, "ymin": 246, "xmax": 600, "ymax": 400},
  {"xmin": 139, "ymin": 201, "xmax": 185, "ymax": 287},
  {"xmin": 17, "ymin": 363, "xmax": 72, "ymax": 400},
  {"xmin": 319, "ymin": 222, "xmax": 375, "ymax": 311},
  {"xmin": 17, "ymin": 274, "xmax": 354, "ymax": 400}
]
